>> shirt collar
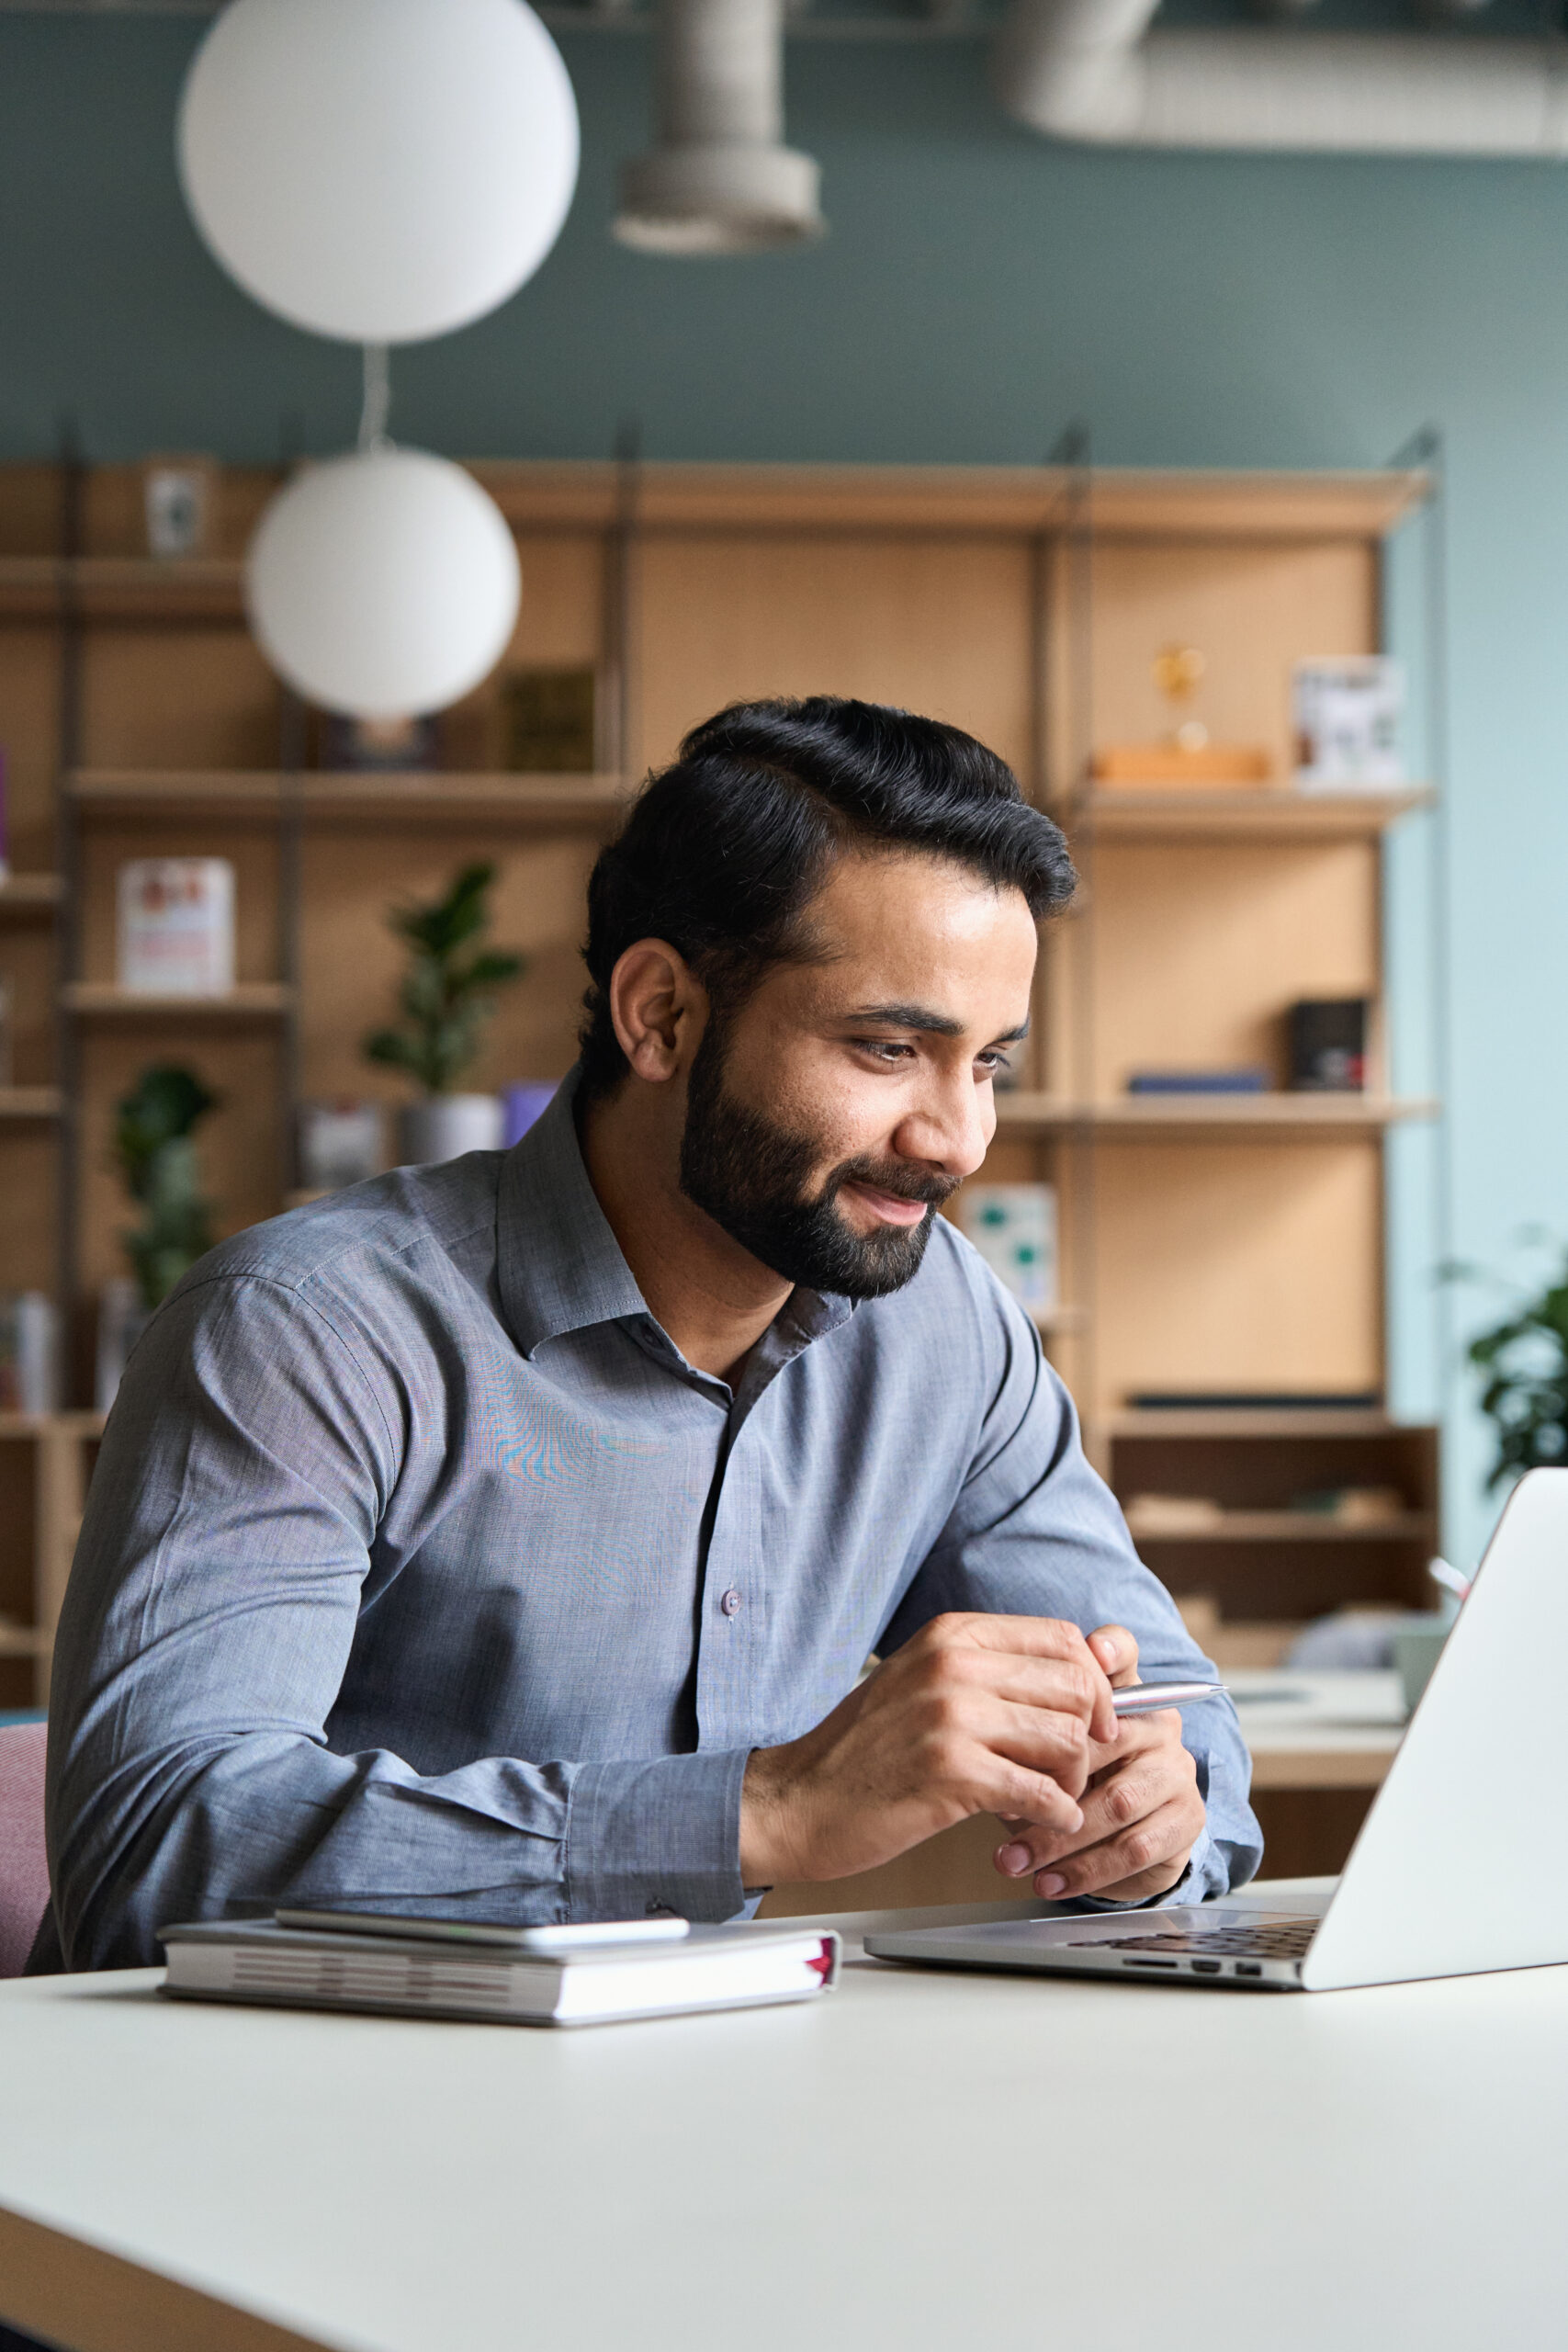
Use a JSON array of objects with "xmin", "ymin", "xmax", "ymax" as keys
[
  {"xmin": 496, "ymin": 1064, "xmax": 857, "ymax": 1367},
  {"xmin": 498, "ymin": 1068, "xmax": 647, "ymax": 1358}
]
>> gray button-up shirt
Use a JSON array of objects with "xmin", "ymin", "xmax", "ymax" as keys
[{"xmin": 39, "ymin": 1073, "xmax": 1260, "ymax": 1972}]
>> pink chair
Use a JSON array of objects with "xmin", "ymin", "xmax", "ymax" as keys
[{"xmin": 0, "ymin": 1724, "xmax": 49, "ymax": 1976}]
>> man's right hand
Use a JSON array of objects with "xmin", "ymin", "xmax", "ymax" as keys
[{"xmin": 739, "ymin": 1612, "xmax": 1119, "ymax": 1887}]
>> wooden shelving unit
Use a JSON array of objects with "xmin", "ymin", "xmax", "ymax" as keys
[
  {"xmin": 979, "ymin": 449, "xmax": 1446, "ymax": 1679},
  {"xmin": 0, "ymin": 451, "xmax": 1442, "ymax": 1721}
]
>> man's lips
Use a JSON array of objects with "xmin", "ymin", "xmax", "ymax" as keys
[{"xmin": 840, "ymin": 1179, "xmax": 932, "ymax": 1228}]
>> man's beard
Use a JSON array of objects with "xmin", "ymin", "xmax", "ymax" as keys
[{"xmin": 678, "ymin": 1023, "xmax": 960, "ymax": 1300}]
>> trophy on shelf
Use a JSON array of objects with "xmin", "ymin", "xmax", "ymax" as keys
[{"xmin": 1090, "ymin": 642, "xmax": 1271, "ymax": 791}]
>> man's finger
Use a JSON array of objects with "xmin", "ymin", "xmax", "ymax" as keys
[
  {"xmin": 973, "ymin": 1752, "xmax": 1086, "ymax": 1837},
  {"xmin": 993, "ymin": 1722, "xmax": 1190, "ymax": 1879},
  {"xmin": 1030, "ymin": 1792, "xmax": 1201, "ymax": 1902},
  {"xmin": 928, "ymin": 1614, "xmax": 1118, "ymax": 1743},
  {"xmin": 961, "ymin": 1651, "xmax": 1115, "ymax": 1735},
  {"xmin": 983, "ymin": 1696, "xmax": 1100, "ymax": 1802},
  {"xmin": 1087, "ymin": 1623, "xmax": 1140, "ymax": 1687}
]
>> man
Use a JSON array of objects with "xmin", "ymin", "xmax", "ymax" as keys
[{"xmin": 37, "ymin": 695, "xmax": 1259, "ymax": 1973}]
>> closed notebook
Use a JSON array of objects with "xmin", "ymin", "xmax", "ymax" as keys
[{"xmin": 158, "ymin": 1917, "xmax": 840, "ymax": 2029}]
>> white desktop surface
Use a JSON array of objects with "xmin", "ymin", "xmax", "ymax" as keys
[
  {"xmin": 1227, "ymin": 1667, "xmax": 1406, "ymax": 1754},
  {"xmin": 3, "ymin": 1880, "xmax": 1566, "ymax": 2352}
]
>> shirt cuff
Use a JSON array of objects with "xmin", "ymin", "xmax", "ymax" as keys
[{"xmin": 563, "ymin": 1748, "xmax": 750, "ymax": 1923}]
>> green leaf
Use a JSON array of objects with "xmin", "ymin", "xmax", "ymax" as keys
[
  {"xmin": 458, "ymin": 950, "xmax": 525, "ymax": 989},
  {"xmin": 362, "ymin": 861, "xmax": 523, "ymax": 1094}
]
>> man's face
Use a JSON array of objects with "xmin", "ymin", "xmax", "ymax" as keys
[{"xmin": 678, "ymin": 849, "xmax": 1037, "ymax": 1298}]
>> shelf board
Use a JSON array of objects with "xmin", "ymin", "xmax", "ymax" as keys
[
  {"xmin": 472, "ymin": 459, "xmax": 1429, "ymax": 543},
  {"xmin": 67, "ymin": 770, "xmax": 630, "ymax": 827},
  {"xmin": 62, "ymin": 983, "xmax": 294, "ymax": 1020},
  {"xmin": 0, "ymin": 555, "xmax": 244, "ymax": 621},
  {"xmin": 1032, "ymin": 1304, "xmax": 1087, "ymax": 1336},
  {"xmin": 1126, "ymin": 1510, "xmax": 1434, "ymax": 1544},
  {"xmin": 1059, "ymin": 787, "xmax": 1436, "ymax": 842},
  {"xmin": 0, "ymin": 1087, "xmax": 62, "ymax": 1122},
  {"xmin": 0, "ymin": 1624, "xmax": 50, "ymax": 1658},
  {"xmin": 996, "ymin": 1093, "xmax": 1438, "ymax": 1139},
  {"xmin": 0, "ymin": 874, "xmax": 62, "ymax": 916},
  {"xmin": 1103, "ymin": 1409, "xmax": 1409, "ymax": 1439},
  {"xmin": 0, "ymin": 1411, "xmax": 105, "ymax": 1440}
]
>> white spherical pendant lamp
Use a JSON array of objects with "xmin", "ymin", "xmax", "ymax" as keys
[
  {"xmin": 247, "ymin": 450, "xmax": 522, "ymax": 719},
  {"xmin": 177, "ymin": 0, "xmax": 580, "ymax": 345}
]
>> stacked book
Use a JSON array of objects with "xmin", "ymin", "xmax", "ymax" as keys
[{"xmin": 160, "ymin": 1911, "xmax": 840, "ymax": 2030}]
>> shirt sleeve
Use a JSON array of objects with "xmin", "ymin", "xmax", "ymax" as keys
[
  {"xmin": 875, "ymin": 1278, "xmax": 1263, "ymax": 1907},
  {"xmin": 44, "ymin": 1273, "xmax": 747, "ymax": 1973}
]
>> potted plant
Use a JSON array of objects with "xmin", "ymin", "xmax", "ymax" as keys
[
  {"xmin": 98, "ymin": 1063, "xmax": 219, "ymax": 1408},
  {"xmin": 364, "ymin": 860, "xmax": 525, "ymax": 1166},
  {"xmin": 1450, "ymin": 1235, "xmax": 1568, "ymax": 1489}
]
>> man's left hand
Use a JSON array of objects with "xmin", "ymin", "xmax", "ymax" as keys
[{"xmin": 992, "ymin": 1624, "xmax": 1205, "ymax": 1904}]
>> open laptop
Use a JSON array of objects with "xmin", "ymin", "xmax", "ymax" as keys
[{"xmin": 866, "ymin": 1466, "xmax": 1568, "ymax": 1994}]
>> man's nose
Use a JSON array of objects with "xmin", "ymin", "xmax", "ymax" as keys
[{"xmin": 892, "ymin": 1074, "xmax": 993, "ymax": 1180}]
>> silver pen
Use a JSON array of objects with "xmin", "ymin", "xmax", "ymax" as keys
[{"xmin": 1111, "ymin": 1679, "xmax": 1228, "ymax": 1717}]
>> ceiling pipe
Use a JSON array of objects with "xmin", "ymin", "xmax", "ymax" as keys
[
  {"xmin": 993, "ymin": 0, "xmax": 1568, "ymax": 154},
  {"xmin": 615, "ymin": 0, "xmax": 825, "ymax": 253}
]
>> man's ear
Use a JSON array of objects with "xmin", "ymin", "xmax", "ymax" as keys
[{"xmin": 608, "ymin": 939, "xmax": 708, "ymax": 1083}]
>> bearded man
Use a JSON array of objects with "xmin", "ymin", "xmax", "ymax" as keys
[{"xmin": 37, "ymin": 696, "xmax": 1258, "ymax": 1972}]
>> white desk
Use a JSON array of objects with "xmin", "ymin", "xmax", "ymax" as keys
[
  {"xmin": 1227, "ymin": 1667, "xmax": 1406, "ymax": 1789},
  {"xmin": 3, "ymin": 1881, "xmax": 1564, "ymax": 2352}
]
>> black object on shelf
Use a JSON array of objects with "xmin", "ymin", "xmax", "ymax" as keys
[{"xmin": 1288, "ymin": 998, "xmax": 1369, "ymax": 1092}]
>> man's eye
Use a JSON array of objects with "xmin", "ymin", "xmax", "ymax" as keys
[
  {"xmin": 976, "ymin": 1050, "xmax": 1010, "ymax": 1075},
  {"xmin": 854, "ymin": 1039, "xmax": 913, "ymax": 1063}
]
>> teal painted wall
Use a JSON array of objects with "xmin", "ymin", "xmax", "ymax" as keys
[{"xmin": 4, "ymin": 14, "xmax": 1563, "ymax": 1562}]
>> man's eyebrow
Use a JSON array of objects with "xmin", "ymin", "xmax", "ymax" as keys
[{"xmin": 843, "ymin": 1003, "xmax": 1032, "ymax": 1046}]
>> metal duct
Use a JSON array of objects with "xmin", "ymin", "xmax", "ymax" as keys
[
  {"xmin": 615, "ymin": 0, "xmax": 825, "ymax": 253},
  {"xmin": 994, "ymin": 0, "xmax": 1568, "ymax": 155}
]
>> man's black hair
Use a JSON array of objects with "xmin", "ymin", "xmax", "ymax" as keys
[{"xmin": 577, "ymin": 695, "xmax": 1077, "ymax": 1099}]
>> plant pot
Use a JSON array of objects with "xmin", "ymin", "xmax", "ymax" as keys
[{"xmin": 395, "ymin": 1094, "xmax": 504, "ymax": 1168}]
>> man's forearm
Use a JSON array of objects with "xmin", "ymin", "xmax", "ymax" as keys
[{"xmin": 50, "ymin": 1732, "xmax": 754, "ymax": 1970}]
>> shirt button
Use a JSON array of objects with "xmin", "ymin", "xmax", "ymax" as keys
[{"xmin": 720, "ymin": 1588, "xmax": 742, "ymax": 1617}]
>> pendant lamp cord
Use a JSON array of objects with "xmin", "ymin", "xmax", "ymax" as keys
[{"xmin": 359, "ymin": 343, "xmax": 392, "ymax": 452}]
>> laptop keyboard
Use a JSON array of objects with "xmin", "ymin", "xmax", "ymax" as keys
[{"xmin": 1066, "ymin": 1919, "xmax": 1315, "ymax": 1961}]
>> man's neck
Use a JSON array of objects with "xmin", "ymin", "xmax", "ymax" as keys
[{"xmin": 578, "ymin": 1080, "xmax": 793, "ymax": 1386}]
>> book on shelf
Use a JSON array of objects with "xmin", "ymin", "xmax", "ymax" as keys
[
  {"xmin": 1125, "ymin": 1069, "xmax": 1270, "ymax": 1095},
  {"xmin": 159, "ymin": 1914, "xmax": 841, "ymax": 2030},
  {"xmin": 0, "ymin": 1293, "xmax": 60, "ymax": 1414},
  {"xmin": 117, "ymin": 858, "xmax": 235, "ymax": 996}
]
